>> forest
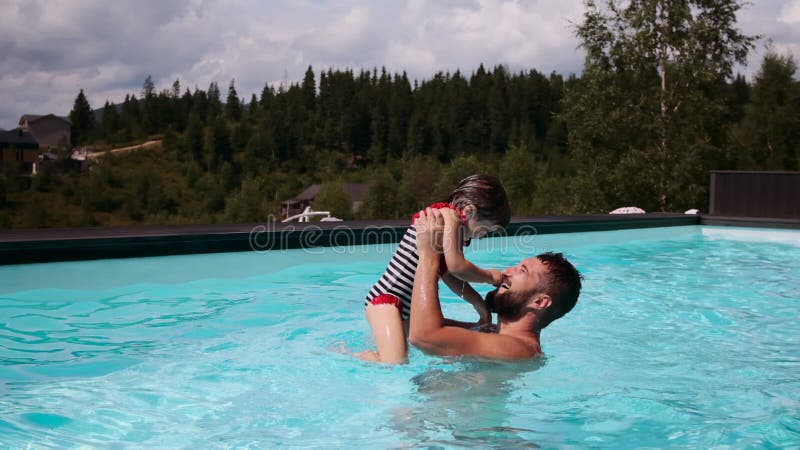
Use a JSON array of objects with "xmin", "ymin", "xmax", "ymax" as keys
[{"xmin": 1, "ymin": 0, "xmax": 798, "ymax": 228}]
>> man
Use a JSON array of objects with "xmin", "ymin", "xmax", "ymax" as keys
[{"xmin": 409, "ymin": 207, "xmax": 582, "ymax": 360}]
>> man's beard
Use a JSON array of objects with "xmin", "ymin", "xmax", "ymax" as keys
[{"xmin": 486, "ymin": 288, "xmax": 528, "ymax": 320}]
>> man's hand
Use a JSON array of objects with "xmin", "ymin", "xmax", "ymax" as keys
[{"xmin": 414, "ymin": 208, "xmax": 444, "ymax": 258}]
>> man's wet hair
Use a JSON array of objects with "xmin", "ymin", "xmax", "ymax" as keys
[
  {"xmin": 445, "ymin": 174, "xmax": 511, "ymax": 228},
  {"xmin": 536, "ymin": 252, "xmax": 582, "ymax": 328}
]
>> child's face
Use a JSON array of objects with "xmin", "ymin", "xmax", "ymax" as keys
[{"xmin": 465, "ymin": 216, "xmax": 502, "ymax": 240}]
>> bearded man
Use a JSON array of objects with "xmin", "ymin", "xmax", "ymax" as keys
[{"xmin": 408, "ymin": 207, "xmax": 582, "ymax": 359}]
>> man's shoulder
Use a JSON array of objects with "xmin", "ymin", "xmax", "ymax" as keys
[
  {"xmin": 491, "ymin": 331, "xmax": 542, "ymax": 359},
  {"xmin": 460, "ymin": 329, "xmax": 542, "ymax": 360}
]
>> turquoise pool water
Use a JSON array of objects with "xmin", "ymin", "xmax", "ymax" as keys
[{"xmin": 1, "ymin": 225, "xmax": 799, "ymax": 448}]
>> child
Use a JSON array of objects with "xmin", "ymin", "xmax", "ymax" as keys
[{"xmin": 357, "ymin": 174, "xmax": 511, "ymax": 363}]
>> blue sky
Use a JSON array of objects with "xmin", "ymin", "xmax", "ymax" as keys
[{"xmin": 1, "ymin": 0, "xmax": 798, "ymax": 129}]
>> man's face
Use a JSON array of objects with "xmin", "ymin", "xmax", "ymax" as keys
[{"xmin": 490, "ymin": 257, "xmax": 547, "ymax": 319}]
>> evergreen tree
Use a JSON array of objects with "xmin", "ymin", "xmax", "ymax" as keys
[
  {"xmin": 387, "ymin": 72, "xmax": 412, "ymax": 157},
  {"xmin": 225, "ymin": 79, "xmax": 242, "ymax": 122},
  {"xmin": 488, "ymin": 65, "xmax": 509, "ymax": 154},
  {"xmin": 141, "ymin": 75, "xmax": 158, "ymax": 134},
  {"xmin": 141, "ymin": 75, "xmax": 155, "ymax": 99},
  {"xmin": 731, "ymin": 49, "xmax": 800, "ymax": 170},
  {"xmin": 171, "ymin": 79, "xmax": 181, "ymax": 98},
  {"xmin": 69, "ymin": 89, "xmax": 94, "ymax": 147},
  {"xmin": 248, "ymin": 93, "xmax": 259, "ymax": 117},
  {"xmin": 301, "ymin": 65, "xmax": 316, "ymax": 112},
  {"xmin": 120, "ymin": 94, "xmax": 142, "ymax": 140},
  {"xmin": 202, "ymin": 118, "xmax": 231, "ymax": 171},
  {"xmin": 181, "ymin": 111, "xmax": 204, "ymax": 163},
  {"xmin": 101, "ymin": 100, "xmax": 121, "ymax": 142},
  {"xmin": 207, "ymin": 82, "xmax": 222, "ymax": 120}
]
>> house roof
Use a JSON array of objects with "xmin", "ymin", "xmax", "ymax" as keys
[
  {"xmin": 295, "ymin": 184, "xmax": 322, "ymax": 201},
  {"xmin": 19, "ymin": 114, "xmax": 72, "ymax": 125},
  {"xmin": 290, "ymin": 183, "xmax": 369, "ymax": 202},
  {"xmin": 0, "ymin": 128, "xmax": 39, "ymax": 148}
]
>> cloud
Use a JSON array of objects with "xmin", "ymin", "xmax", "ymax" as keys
[
  {"xmin": 780, "ymin": 0, "xmax": 800, "ymax": 23},
  {"xmin": 0, "ymin": 0, "xmax": 796, "ymax": 129},
  {"xmin": 737, "ymin": 0, "xmax": 800, "ymax": 78}
]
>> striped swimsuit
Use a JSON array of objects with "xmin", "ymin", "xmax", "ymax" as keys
[
  {"xmin": 365, "ymin": 226, "xmax": 421, "ymax": 320},
  {"xmin": 365, "ymin": 203, "xmax": 466, "ymax": 320}
]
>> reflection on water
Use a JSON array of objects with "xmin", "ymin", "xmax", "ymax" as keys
[{"xmin": 392, "ymin": 359, "xmax": 544, "ymax": 448}]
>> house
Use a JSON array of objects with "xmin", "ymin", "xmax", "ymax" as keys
[
  {"xmin": 0, "ymin": 128, "xmax": 40, "ymax": 172},
  {"xmin": 281, "ymin": 183, "xmax": 368, "ymax": 219},
  {"xmin": 18, "ymin": 114, "xmax": 71, "ymax": 149}
]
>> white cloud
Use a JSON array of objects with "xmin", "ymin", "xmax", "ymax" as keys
[
  {"xmin": 0, "ymin": 0, "xmax": 795, "ymax": 129},
  {"xmin": 779, "ymin": 0, "xmax": 800, "ymax": 23}
]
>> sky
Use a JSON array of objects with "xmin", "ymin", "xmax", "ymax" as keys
[{"xmin": 1, "ymin": 0, "xmax": 798, "ymax": 129}]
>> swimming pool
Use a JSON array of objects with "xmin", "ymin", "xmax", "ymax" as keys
[{"xmin": 1, "ymin": 225, "xmax": 798, "ymax": 448}]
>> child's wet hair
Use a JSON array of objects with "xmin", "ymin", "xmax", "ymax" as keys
[{"xmin": 445, "ymin": 174, "xmax": 511, "ymax": 227}]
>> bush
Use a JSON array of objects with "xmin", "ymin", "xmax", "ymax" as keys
[
  {"xmin": 223, "ymin": 177, "xmax": 271, "ymax": 223},
  {"xmin": 398, "ymin": 156, "xmax": 440, "ymax": 212},
  {"xmin": 314, "ymin": 181, "xmax": 353, "ymax": 220},
  {"xmin": 433, "ymin": 155, "xmax": 490, "ymax": 200},
  {"xmin": 360, "ymin": 168, "xmax": 399, "ymax": 219},
  {"xmin": 499, "ymin": 144, "xmax": 538, "ymax": 215},
  {"xmin": 0, "ymin": 175, "xmax": 6, "ymax": 206},
  {"xmin": 32, "ymin": 165, "xmax": 53, "ymax": 192}
]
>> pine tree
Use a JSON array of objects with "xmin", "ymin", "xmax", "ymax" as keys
[
  {"xmin": 207, "ymin": 82, "xmax": 222, "ymax": 120},
  {"xmin": 731, "ymin": 49, "xmax": 800, "ymax": 170},
  {"xmin": 101, "ymin": 100, "xmax": 120, "ymax": 142},
  {"xmin": 225, "ymin": 79, "xmax": 242, "ymax": 122},
  {"xmin": 69, "ymin": 89, "xmax": 94, "ymax": 146},
  {"xmin": 183, "ymin": 111, "xmax": 204, "ymax": 163},
  {"xmin": 248, "ymin": 93, "xmax": 259, "ymax": 117},
  {"xmin": 141, "ymin": 75, "xmax": 158, "ymax": 135},
  {"xmin": 301, "ymin": 65, "xmax": 316, "ymax": 112}
]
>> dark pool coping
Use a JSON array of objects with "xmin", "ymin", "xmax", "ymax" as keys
[
  {"xmin": 0, "ymin": 213, "xmax": 703, "ymax": 265},
  {"xmin": 4, "ymin": 212, "xmax": 797, "ymax": 266},
  {"xmin": 700, "ymin": 215, "xmax": 800, "ymax": 230},
  {"xmin": 4, "ymin": 213, "xmax": 799, "ymax": 266}
]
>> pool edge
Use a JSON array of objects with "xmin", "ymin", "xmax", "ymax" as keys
[{"xmin": 2, "ymin": 214, "xmax": 704, "ymax": 265}]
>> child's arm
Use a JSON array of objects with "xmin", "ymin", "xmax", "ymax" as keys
[
  {"xmin": 440, "ymin": 208, "xmax": 503, "ymax": 285},
  {"xmin": 441, "ymin": 272, "xmax": 491, "ymax": 324}
]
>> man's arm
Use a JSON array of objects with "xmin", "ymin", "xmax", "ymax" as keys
[
  {"xmin": 408, "ymin": 209, "xmax": 536, "ymax": 360},
  {"xmin": 441, "ymin": 272, "xmax": 490, "ymax": 324}
]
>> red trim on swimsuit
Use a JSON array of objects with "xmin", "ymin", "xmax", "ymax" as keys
[
  {"xmin": 369, "ymin": 293, "xmax": 402, "ymax": 313},
  {"xmin": 411, "ymin": 202, "xmax": 467, "ymax": 226}
]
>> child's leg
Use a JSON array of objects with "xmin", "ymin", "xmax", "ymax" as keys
[{"xmin": 363, "ymin": 301, "xmax": 407, "ymax": 364}]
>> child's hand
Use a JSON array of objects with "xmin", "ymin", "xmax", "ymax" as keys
[
  {"xmin": 488, "ymin": 268, "xmax": 503, "ymax": 286},
  {"xmin": 439, "ymin": 208, "xmax": 462, "ymax": 247},
  {"xmin": 470, "ymin": 322, "xmax": 498, "ymax": 333}
]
